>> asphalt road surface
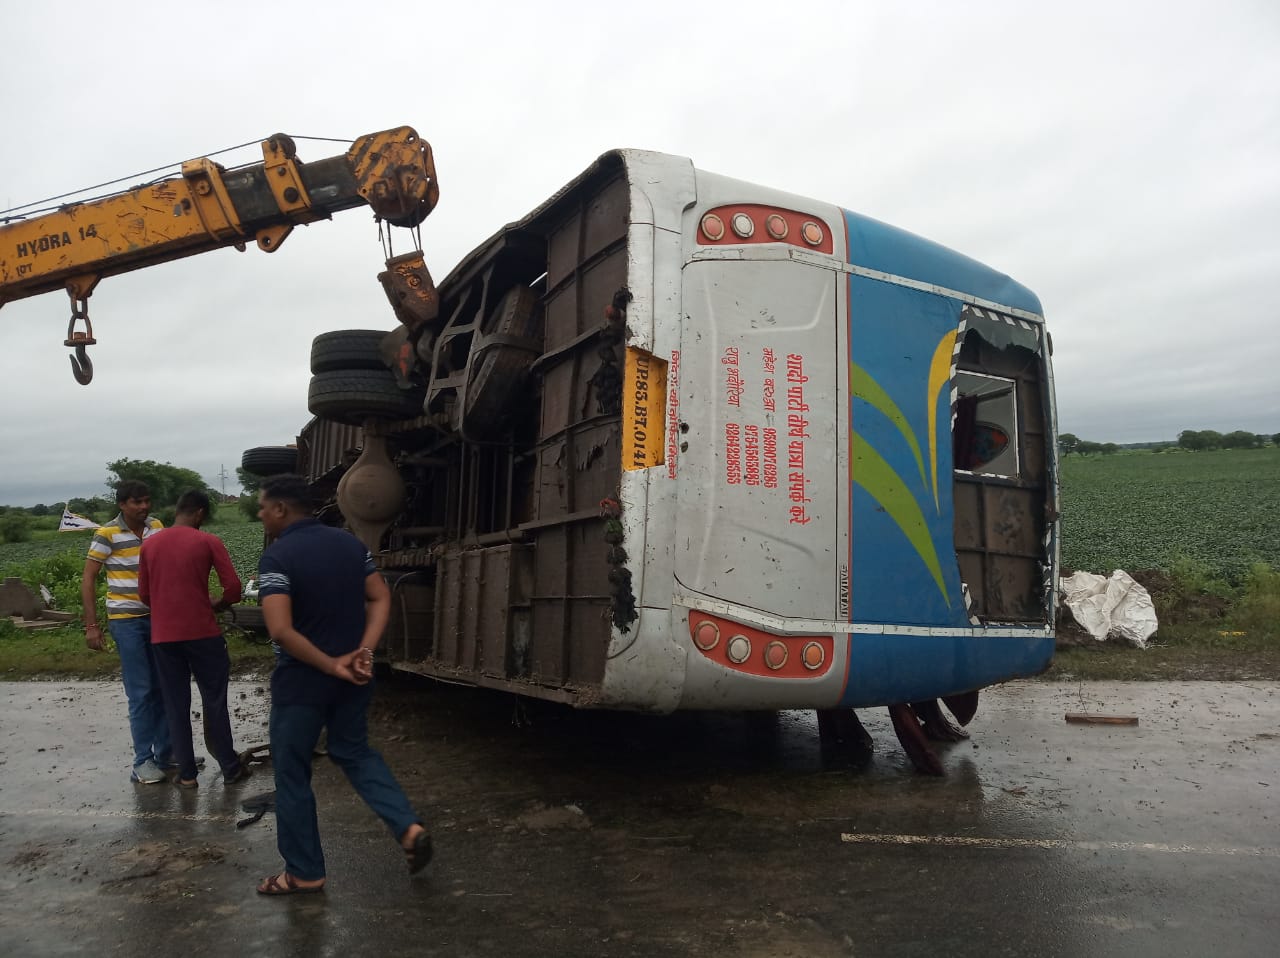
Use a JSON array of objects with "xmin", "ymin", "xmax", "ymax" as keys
[{"xmin": 0, "ymin": 676, "xmax": 1276, "ymax": 957}]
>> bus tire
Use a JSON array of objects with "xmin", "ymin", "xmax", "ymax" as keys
[
  {"xmin": 241, "ymin": 446, "xmax": 298, "ymax": 477},
  {"xmin": 310, "ymin": 329, "xmax": 391, "ymax": 374},
  {"xmin": 226, "ymin": 604, "xmax": 266, "ymax": 634},
  {"xmin": 308, "ymin": 369, "xmax": 425, "ymax": 425}
]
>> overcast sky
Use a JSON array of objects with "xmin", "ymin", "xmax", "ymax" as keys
[{"xmin": 1, "ymin": 1, "xmax": 1276, "ymax": 506}]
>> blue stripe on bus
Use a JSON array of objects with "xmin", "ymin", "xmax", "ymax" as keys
[
  {"xmin": 842, "ymin": 210, "xmax": 1042, "ymax": 315},
  {"xmin": 837, "ymin": 632, "xmax": 1055, "ymax": 708}
]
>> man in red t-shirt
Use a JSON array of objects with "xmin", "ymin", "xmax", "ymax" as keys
[{"xmin": 138, "ymin": 489, "xmax": 250, "ymax": 788}]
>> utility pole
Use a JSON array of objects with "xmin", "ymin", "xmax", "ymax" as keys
[{"xmin": 218, "ymin": 464, "xmax": 229, "ymax": 499}]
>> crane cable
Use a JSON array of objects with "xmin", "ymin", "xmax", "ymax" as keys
[{"xmin": 0, "ymin": 134, "xmax": 357, "ymax": 220}]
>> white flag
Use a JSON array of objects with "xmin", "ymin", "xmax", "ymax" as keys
[{"xmin": 58, "ymin": 509, "xmax": 100, "ymax": 532}]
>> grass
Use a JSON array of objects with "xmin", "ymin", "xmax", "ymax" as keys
[
  {"xmin": 1046, "ymin": 560, "xmax": 1280, "ymax": 680},
  {"xmin": 0, "ymin": 622, "xmax": 274, "ymax": 679},
  {"xmin": 1047, "ymin": 644, "xmax": 1280, "ymax": 681}
]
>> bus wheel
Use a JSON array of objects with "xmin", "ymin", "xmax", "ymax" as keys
[
  {"xmin": 241, "ymin": 445, "xmax": 298, "ymax": 476},
  {"xmin": 911, "ymin": 699, "xmax": 971, "ymax": 742},
  {"xmin": 225, "ymin": 604, "xmax": 267, "ymax": 635},
  {"xmin": 941, "ymin": 690, "xmax": 979, "ymax": 726},
  {"xmin": 308, "ymin": 369, "xmax": 425, "ymax": 425},
  {"xmin": 310, "ymin": 329, "xmax": 391, "ymax": 374}
]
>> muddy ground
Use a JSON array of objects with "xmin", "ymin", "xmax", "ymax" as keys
[{"xmin": 1, "ymin": 676, "xmax": 1277, "ymax": 957}]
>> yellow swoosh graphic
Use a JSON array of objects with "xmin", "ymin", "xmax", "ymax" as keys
[{"xmin": 926, "ymin": 330, "xmax": 958, "ymax": 510}]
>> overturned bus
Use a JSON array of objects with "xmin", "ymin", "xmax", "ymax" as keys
[{"xmin": 244, "ymin": 149, "xmax": 1059, "ymax": 772}]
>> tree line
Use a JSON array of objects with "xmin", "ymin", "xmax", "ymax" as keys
[
  {"xmin": 1175, "ymin": 430, "xmax": 1277, "ymax": 450},
  {"xmin": 1059, "ymin": 430, "xmax": 1279, "ymax": 455},
  {"xmin": 1057, "ymin": 434, "xmax": 1119, "ymax": 456},
  {"xmin": 0, "ymin": 459, "xmax": 220, "ymax": 542}
]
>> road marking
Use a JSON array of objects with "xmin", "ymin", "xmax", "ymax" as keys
[
  {"xmin": 0, "ymin": 807, "xmax": 239, "ymax": 825},
  {"xmin": 840, "ymin": 832, "xmax": 1280, "ymax": 858}
]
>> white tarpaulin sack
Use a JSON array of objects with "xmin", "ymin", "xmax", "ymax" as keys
[{"xmin": 1059, "ymin": 570, "xmax": 1159, "ymax": 648}]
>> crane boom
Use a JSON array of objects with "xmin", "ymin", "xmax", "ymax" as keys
[{"xmin": 0, "ymin": 126, "xmax": 438, "ymax": 382}]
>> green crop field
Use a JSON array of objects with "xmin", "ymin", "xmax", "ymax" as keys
[
  {"xmin": 1059, "ymin": 446, "xmax": 1280, "ymax": 579},
  {"xmin": 0, "ymin": 518, "xmax": 266, "ymax": 579},
  {"xmin": 206, "ymin": 520, "xmax": 268, "ymax": 582},
  {"xmin": 4, "ymin": 450, "xmax": 1276, "ymax": 586}
]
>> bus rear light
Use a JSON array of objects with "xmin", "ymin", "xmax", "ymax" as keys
[
  {"xmin": 763, "ymin": 641, "xmax": 788, "ymax": 670},
  {"xmin": 694, "ymin": 204, "xmax": 833, "ymax": 254},
  {"xmin": 687, "ymin": 612, "xmax": 834, "ymax": 679},
  {"xmin": 801, "ymin": 221, "xmax": 824, "ymax": 246},
  {"xmin": 801, "ymin": 642, "xmax": 825, "ymax": 670}
]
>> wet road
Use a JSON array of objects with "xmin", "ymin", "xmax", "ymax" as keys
[{"xmin": 0, "ymin": 676, "xmax": 1276, "ymax": 957}]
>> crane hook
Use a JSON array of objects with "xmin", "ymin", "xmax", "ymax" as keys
[
  {"xmin": 64, "ymin": 301, "xmax": 97, "ymax": 386},
  {"xmin": 69, "ymin": 345, "xmax": 94, "ymax": 385}
]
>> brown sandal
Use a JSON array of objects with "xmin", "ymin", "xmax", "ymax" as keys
[
  {"xmin": 404, "ymin": 829, "xmax": 433, "ymax": 875},
  {"xmin": 256, "ymin": 872, "xmax": 325, "ymax": 896}
]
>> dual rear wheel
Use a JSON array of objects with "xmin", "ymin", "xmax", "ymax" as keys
[{"xmin": 307, "ymin": 329, "xmax": 424, "ymax": 426}]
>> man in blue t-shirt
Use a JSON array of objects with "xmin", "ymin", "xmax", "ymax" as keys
[{"xmin": 253, "ymin": 474, "xmax": 431, "ymax": 896}]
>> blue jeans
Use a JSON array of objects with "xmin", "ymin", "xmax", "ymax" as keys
[
  {"xmin": 109, "ymin": 616, "xmax": 172, "ymax": 768},
  {"xmin": 270, "ymin": 682, "xmax": 420, "ymax": 881}
]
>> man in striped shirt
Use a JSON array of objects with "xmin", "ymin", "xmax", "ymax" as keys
[{"xmin": 81, "ymin": 480, "xmax": 173, "ymax": 783}]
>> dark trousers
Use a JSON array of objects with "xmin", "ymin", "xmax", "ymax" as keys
[
  {"xmin": 153, "ymin": 635, "xmax": 240, "ymax": 781},
  {"xmin": 271, "ymin": 682, "xmax": 420, "ymax": 881}
]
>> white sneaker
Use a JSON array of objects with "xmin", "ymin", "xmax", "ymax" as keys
[{"xmin": 130, "ymin": 759, "xmax": 167, "ymax": 784}]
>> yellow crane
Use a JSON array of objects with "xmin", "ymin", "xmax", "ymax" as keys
[{"xmin": 0, "ymin": 127, "xmax": 439, "ymax": 383}]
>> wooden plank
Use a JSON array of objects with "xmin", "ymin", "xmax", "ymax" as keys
[
  {"xmin": 8, "ymin": 614, "xmax": 74, "ymax": 631},
  {"xmin": 1065, "ymin": 713, "xmax": 1139, "ymax": 726}
]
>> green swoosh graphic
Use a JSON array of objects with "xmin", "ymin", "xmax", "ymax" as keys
[
  {"xmin": 850, "ymin": 362, "xmax": 926, "ymax": 491},
  {"xmin": 851, "ymin": 430, "xmax": 949, "ymax": 603}
]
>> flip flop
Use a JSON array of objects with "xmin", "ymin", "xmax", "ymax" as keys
[
  {"xmin": 237, "ymin": 791, "xmax": 276, "ymax": 829},
  {"xmin": 405, "ymin": 830, "xmax": 433, "ymax": 875},
  {"xmin": 256, "ymin": 872, "xmax": 325, "ymax": 896}
]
